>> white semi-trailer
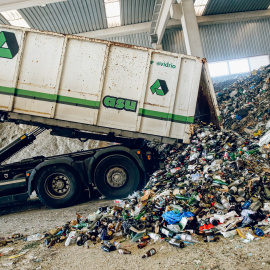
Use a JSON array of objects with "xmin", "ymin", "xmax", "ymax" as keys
[{"xmin": 0, "ymin": 25, "xmax": 220, "ymax": 208}]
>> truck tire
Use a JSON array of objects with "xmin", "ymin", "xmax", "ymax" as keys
[
  {"xmin": 94, "ymin": 154, "xmax": 140, "ymax": 199},
  {"xmin": 35, "ymin": 165, "xmax": 82, "ymax": 208}
]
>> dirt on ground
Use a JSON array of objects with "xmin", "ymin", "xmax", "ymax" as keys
[{"xmin": 1, "ymin": 196, "xmax": 270, "ymax": 270}]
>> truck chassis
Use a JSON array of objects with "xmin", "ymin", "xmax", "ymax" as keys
[{"xmin": 0, "ymin": 125, "xmax": 161, "ymax": 208}]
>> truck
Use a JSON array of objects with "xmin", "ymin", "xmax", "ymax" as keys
[{"xmin": 0, "ymin": 25, "xmax": 220, "ymax": 208}]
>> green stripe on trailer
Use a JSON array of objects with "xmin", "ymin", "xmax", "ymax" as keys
[
  {"xmin": 16, "ymin": 88, "xmax": 57, "ymax": 101},
  {"xmin": 171, "ymin": 114, "xmax": 194, "ymax": 124},
  {"xmin": 139, "ymin": 108, "xmax": 172, "ymax": 120},
  {"xmin": 1, "ymin": 86, "xmax": 193, "ymax": 123},
  {"xmin": 0, "ymin": 86, "xmax": 16, "ymax": 95},
  {"xmin": 139, "ymin": 108, "xmax": 194, "ymax": 124},
  {"xmin": 0, "ymin": 86, "xmax": 100, "ymax": 109},
  {"xmin": 57, "ymin": 95, "xmax": 100, "ymax": 109}
]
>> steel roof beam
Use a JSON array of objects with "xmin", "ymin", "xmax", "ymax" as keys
[
  {"xmin": 0, "ymin": 0, "xmax": 67, "ymax": 12},
  {"xmin": 77, "ymin": 9, "xmax": 270, "ymax": 39},
  {"xmin": 197, "ymin": 8, "xmax": 270, "ymax": 25},
  {"xmin": 180, "ymin": 0, "xmax": 204, "ymax": 57},
  {"xmin": 150, "ymin": 0, "xmax": 174, "ymax": 48},
  {"xmin": 77, "ymin": 22, "xmax": 151, "ymax": 39}
]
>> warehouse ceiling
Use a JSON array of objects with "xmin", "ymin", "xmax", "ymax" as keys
[
  {"xmin": 21, "ymin": 0, "xmax": 108, "ymax": 33},
  {"xmin": 203, "ymin": 0, "xmax": 270, "ymax": 15},
  {"xmin": 0, "ymin": 0, "xmax": 270, "ymax": 35}
]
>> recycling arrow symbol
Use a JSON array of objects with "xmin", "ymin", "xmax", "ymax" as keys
[
  {"xmin": 150, "ymin": 79, "xmax": 169, "ymax": 96},
  {"xmin": 0, "ymin": 31, "xmax": 19, "ymax": 59}
]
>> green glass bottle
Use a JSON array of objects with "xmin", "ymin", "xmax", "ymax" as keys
[
  {"xmin": 134, "ymin": 210, "xmax": 146, "ymax": 221},
  {"xmin": 122, "ymin": 210, "xmax": 128, "ymax": 220},
  {"xmin": 246, "ymin": 149, "xmax": 259, "ymax": 155},
  {"xmin": 160, "ymin": 227, "xmax": 175, "ymax": 238},
  {"xmin": 73, "ymin": 223, "xmax": 87, "ymax": 229},
  {"xmin": 213, "ymin": 179, "xmax": 228, "ymax": 186},
  {"xmin": 188, "ymin": 191, "xmax": 198, "ymax": 205},
  {"xmin": 229, "ymin": 152, "xmax": 236, "ymax": 161},
  {"xmin": 175, "ymin": 194, "xmax": 189, "ymax": 200}
]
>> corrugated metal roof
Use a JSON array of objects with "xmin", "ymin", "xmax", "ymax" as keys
[
  {"xmin": 161, "ymin": 18, "xmax": 270, "ymax": 62},
  {"xmin": 162, "ymin": 28, "xmax": 187, "ymax": 55},
  {"xmin": 0, "ymin": 14, "xmax": 10, "ymax": 25},
  {"xmin": 106, "ymin": 32, "xmax": 151, "ymax": 47},
  {"xmin": 120, "ymin": 0, "xmax": 156, "ymax": 25},
  {"xmin": 19, "ymin": 0, "xmax": 107, "ymax": 34},
  {"xmin": 203, "ymin": 0, "xmax": 270, "ymax": 15}
]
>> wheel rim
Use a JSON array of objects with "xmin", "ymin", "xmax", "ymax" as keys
[
  {"xmin": 44, "ymin": 173, "xmax": 70, "ymax": 199},
  {"xmin": 106, "ymin": 167, "xmax": 127, "ymax": 188}
]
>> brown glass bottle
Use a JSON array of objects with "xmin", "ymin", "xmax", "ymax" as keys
[
  {"xmin": 142, "ymin": 248, "xmax": 156, "ymax": 258},
  {"xmin": 118, "ymin": 248, "xmax": 131, "ymax": 254},
  {"xmin": 137, "ymin": 242, "xmax": 147, "ymax": 249}
]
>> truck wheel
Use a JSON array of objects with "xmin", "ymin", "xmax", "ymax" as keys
[
  {"xmin": 35, "ymin": 165, "xmax": 82, "ymax": 208},
  {"xmin": 94, "ymin": 155, "xmax": 140, "ymax": 199}
]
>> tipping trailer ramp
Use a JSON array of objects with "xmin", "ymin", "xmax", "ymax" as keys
[
  {"xmin": 0, "ymin": 127, "xmax": 45, "ymax": 205},
  {"xmin": 0, "ymin": 25, "xmax": 220, "ymax": 145},
  {"xmin": 0, "ymin": 127, "xmax": 45, "ymax": 164}
]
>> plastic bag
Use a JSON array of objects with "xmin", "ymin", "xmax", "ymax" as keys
[
  {"xmin": 162, "ymin": 211, "xmax": 194, "ymax": 225},
  {"xmin": 26, "ymin": 233, "xmax": 44, "ymax": 241},
  {"xmin": 259, "ymin": 130, "xmax": 270, "ymax": 147}
]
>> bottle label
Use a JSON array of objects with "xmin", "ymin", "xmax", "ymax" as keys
[
  {"xmin": 207, "ymin": 235, "xmax": 215, "ymax": 242},
  {"xmin": 161, "ymin": 228, "xmax": 169, "ymax": 237}
]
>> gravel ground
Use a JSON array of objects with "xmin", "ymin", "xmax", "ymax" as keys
[{"xmin": 1, "ymin": 197, "xmax": 270, "ymax": 270}]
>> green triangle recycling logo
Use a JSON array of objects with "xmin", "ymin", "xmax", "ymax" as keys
[
  {"xmin": 150, "ymin": 79, "xmax": 169, "ymax": 96},
  {"xmin": 0, "ymin": 31, "xmax": 19, "ymax": 59}
]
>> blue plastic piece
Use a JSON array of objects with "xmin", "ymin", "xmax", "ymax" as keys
[
  {"xmin": 162, "ymin": 211, "xmax": 194, "ymax": 224},
  {"xmin": 236, "ymin": 115, "xmax": 242, "ymax": 121},
  {"xmin": 100, "ymin": 227, "xmax": 109, "ymax": 240},
  {"xmin": 241, "ymin": 199, "xmax": 252, "ymax": 210},
  {"xmin": 255, "ymin": 228, "xmax": 264, "ymax": 236}
]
